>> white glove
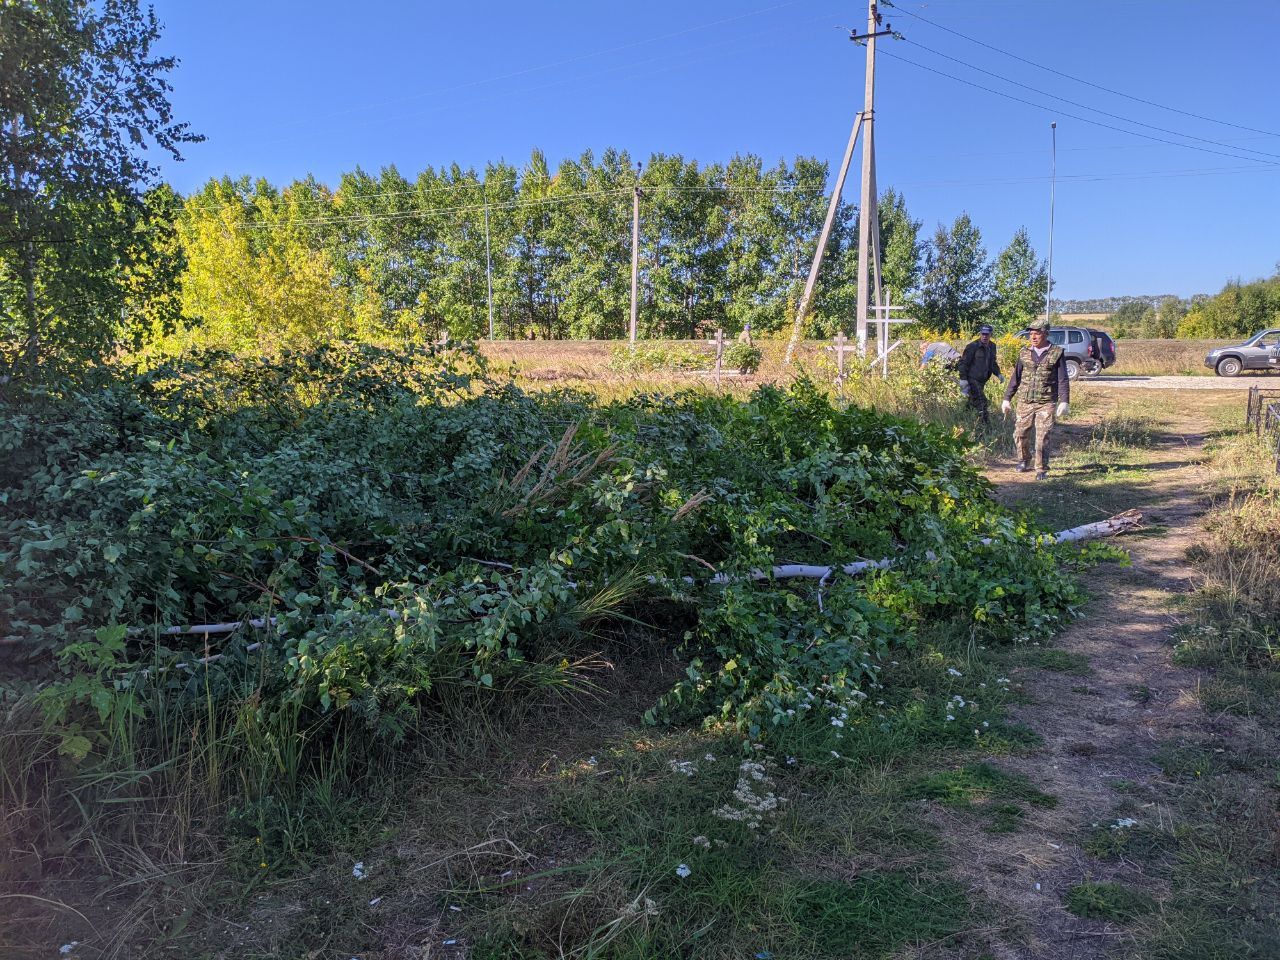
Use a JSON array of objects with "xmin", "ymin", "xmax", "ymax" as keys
[
  {"xmin": 958, "ymin": 380, "xmax": 970, "ymax": 396},
  {"xmin": 1001, "ymin": 399, "xmax": 1012, "ymax": 415},
  {"xmin": 1055, "ymin": 401, "xmax": 1068, "ymax": 417}
]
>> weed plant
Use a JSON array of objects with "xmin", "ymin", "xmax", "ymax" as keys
[{"xmin": 0, "ymin": 341, "xmax": 1108, "ymax": 954}]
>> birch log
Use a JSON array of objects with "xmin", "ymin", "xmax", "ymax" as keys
[{"xmin": 109, "ymin": 510, "xmax": 1143, "ymax": 638}]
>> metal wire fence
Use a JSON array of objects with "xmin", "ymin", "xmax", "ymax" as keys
[{"xmin": 1245, "ymin": 386, "xmax": 1280, "ymax": 474}]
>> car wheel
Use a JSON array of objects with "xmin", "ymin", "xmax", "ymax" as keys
[
  {"xmin": 1216, "ymin": 357, "xmax": 1243, "ymax": 377},
  {"xmin": 1065, "ymin": 358, "xmax": 1082, "ymax": 381},
  {"xmin": 1081, "ymin": 359, "xmax": 1102, "ymax": 376}
]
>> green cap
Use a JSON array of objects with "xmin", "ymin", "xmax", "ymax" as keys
[{"xmin": 1028, "ymin": 319, "xmax": 1051, "ymax": 333}]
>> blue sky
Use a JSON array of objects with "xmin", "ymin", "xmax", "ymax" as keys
[{"xmin": 148, "ymin": 0, "xmax": 1280, "ymax": 300}]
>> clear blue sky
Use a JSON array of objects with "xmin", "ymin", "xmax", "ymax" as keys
[{"xmin": 149, "ymin": 0, "xmax": 1280, "ymax": 301}]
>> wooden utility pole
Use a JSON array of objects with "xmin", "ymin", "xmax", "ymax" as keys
[
  {"xmin": 784, "ymin": 5, "xmax": 897, "ymax": 366},
  {"xmin": 854, "ymin": 0, "xmax": 884, "ymax": 358},
  {"xmin": 630, "ymin": 163, "xmax": 642, "ymax": 346}
]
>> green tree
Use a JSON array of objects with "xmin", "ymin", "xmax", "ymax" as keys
[
  {"xmin": 0, "ymin": 0, "xmax": 197, "ymax": 379},
  {"xmin": 878, "ymin": 188, "xmax": 922, "ymax": 309},
  {"xmin": 991, "ymin": 228, "xmax": 1046, "ymax": 332},
  {"xmin": 177, "ymin": 178, "xmax": 351, "ymax": 351},
  {"xmin": 1144, "ymin": 296, "xmax": 1185, "ymax": 338},
  {"xmin": 120, "ymin": 184, "xmax": 186, "ymax": 348},
  {"xmin": 1178, "ymin": 275, "xmax": 1280, "ymax": 338},
  {"xmin": 1108, "ymin": 300, "xmax": 1154, "ymax": 338},
  {"xmin": 914, "ymin": 213, "xmax": 993, "ymax": 332},
  {"xmin": 550, "ymin": 149, "xmax": 636, "ymax": 339}
]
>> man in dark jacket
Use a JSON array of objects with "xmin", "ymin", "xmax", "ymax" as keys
[
  {"xmin": 1001, "ymin": 320, "xmax": 1070, "ymax": 479},
  {"xmin": 957, "ymin": 324, "xmax": 1003, "ymax": 424}
]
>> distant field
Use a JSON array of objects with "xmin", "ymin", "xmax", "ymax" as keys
[
  {"xmin": 478, "ymin": 337, "xmax": 1243, "ymax": 380},
  {"xmin": 1109, "ymin": 338, "xmax": 1220, "ymax": 376}
]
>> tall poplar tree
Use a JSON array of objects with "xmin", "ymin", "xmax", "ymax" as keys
[
  {"xmin": 991, "ymin": 227, "xmax": 1047, "ymax": 331},
  {"xmin": 915, "ymin": 213, "xmax": 993, "ymax": 332}
]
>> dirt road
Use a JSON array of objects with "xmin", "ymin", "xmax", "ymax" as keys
[
  {"xmin": 950, "ymin": 397, "xmax": 1268, "ymax": 959},
  {"xmin": 1083, "ymin": 374, "xmax": 1274, "ymax": 390}
]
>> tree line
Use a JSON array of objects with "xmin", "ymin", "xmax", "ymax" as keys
[
  {"xmin": 162, "ymin": 154, "xmax": 1058, "ymax": 351},
  {"xmin": 1105, "ymin": 273, "xmax": 1280, "ymax": 339}
]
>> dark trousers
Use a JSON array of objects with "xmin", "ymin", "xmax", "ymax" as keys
[{"xmin": 967, "ymin": 380, "xmax": 989, "ymax": 422}]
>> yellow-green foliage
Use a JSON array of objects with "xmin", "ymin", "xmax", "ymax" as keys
[{"xmin": 173, "ymin": 180, "xmax": 356, "ymax": 353}]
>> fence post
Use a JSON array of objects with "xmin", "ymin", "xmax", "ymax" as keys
[{"xmin": 714, "ymin": 329, "xmax": 725, "ymax": 389}]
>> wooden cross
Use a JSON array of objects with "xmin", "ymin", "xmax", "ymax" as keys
[{"xmin": 830, "ymin": 332, "xmax": 859, "ymax": 395}]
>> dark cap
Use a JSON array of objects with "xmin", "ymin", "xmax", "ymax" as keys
[{"xmin": 978, "ymin": 324, "xmax": 993, "ymax": 335}]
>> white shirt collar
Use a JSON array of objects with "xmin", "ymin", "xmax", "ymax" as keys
[{"xmin": 1032, "ymin": 344, "xmax": 1051, "ymax": 357}]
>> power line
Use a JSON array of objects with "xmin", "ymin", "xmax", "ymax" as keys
[
  {"xmin": 882, "ymin": 0, "xmax": 1280, "ymax": 139},
  {"xmin": 880, "ymin": 50, "xmax": 1280, "ymax": 168},
  {"xmin": 231, "ymin": 187, "xmax": 631, "ymax": 231},
  {"xmin": 900, "ymin": 36, "xmax": 1280, "ymax": 163}
]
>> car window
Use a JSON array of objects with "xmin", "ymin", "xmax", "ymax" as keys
[
  {"xmin": 1257, "ymin": 332, "xmax": 1280, "ymax": 347},
  {"xmin": 1067, "ymin": 330, "xmax": 1084, "ymax": 344},
  {"xmin": 1048, "ymin": 330, "xmax": 1066, "ymax": 345}
]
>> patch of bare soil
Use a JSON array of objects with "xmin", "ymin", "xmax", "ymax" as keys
[{"xmin": 939, "ymin": 401, "xmax": 1231, "ymax": 958}]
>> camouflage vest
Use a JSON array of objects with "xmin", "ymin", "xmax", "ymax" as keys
[{"xmin": 1017, "ymin": 344, "xmax": 1064, "ymax": 404}]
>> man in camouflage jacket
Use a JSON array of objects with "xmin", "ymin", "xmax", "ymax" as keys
[{"xmin": 1001, "ymin": 320, "xmax": 1070, "ymax": 479}]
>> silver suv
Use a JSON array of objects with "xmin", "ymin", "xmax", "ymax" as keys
[{"xmin": 1205, "ymin": 329, "xmax": 1280, "ymax": 377}]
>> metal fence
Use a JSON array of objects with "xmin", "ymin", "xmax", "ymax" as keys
[{"xmin": 1245, "ymin": 386, "xmax": 1280, "ymax": 473}]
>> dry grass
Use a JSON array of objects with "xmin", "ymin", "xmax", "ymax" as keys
[
  {"xmin": 1106, "ymin": 338, "xmax": 1227, "ymax": 376},
  {"xmin": 481, "ymin": 337, "xmax": 1259, "ymax": 383}
]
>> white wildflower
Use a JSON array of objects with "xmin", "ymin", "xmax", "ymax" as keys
[
  {"xmin": 1110, "ymin": 817, "xmax": 1139, "ymax": 830},
  {"xmin": 352, "ymin": 861, "xmax": 367, "ymax": 880},
  {"xmin": 669, "ymin": 759, "xmax": 698, "ymax": 777},
  {"xmin": 947, "ymin": 667, "xmax": 963, "ymax": 677},
  {"xmin": 621, "ymin": 895, "xmax": 660, "ymax": 918},
  {"xmin": 675, "ymin": 863, "xmax": 692, "ymax": 878}
]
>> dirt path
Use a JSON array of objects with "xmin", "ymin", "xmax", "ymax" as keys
[
  {"xmin": 946, "ymin": 399, "xmax": 1220, "ymax": 958},
  {"xmin": 1084, "ymin": 374, "xmax": 1273, "ymax": 389}
]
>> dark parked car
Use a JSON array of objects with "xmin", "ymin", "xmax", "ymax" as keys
[
  {"xmin": 1204, "ymin": 329, "xmax": 1280, "ymax": 377},
  {"xmin": 1015, "ymin": 325, "xmax": 1116, "ymax": 380}
]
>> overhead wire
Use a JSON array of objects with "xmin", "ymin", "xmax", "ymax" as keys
[
  {"xmin": 879, "ymin": 49, "xmax": 1280, "ymax": 168},
  {"xmin": 882, "ymin": 0, "xmax": 1280, "ymax": 139},
  {"xmin": 898, "ymin": 36, "xmax": 1280, "ymax": 162}
]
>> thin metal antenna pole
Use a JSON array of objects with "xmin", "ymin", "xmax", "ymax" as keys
[
  {"xmin": 1044, "ymin": 121, "xmax": 1057, "ymax": 324},
  {"xmin": 483, "ymin": 181, "xmax": 495, "ymax": 340},
  {"xmin": 630, "ymin": 162, "xmax": 642, "ymax": 346}
]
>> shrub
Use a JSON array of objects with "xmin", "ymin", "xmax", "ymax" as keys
[
  {"xmin": 725, "ymin": 341, "xmax": 763, "ymax": 374},
  {"xmin": 608, "ymin": 342, "xmax": 707, "ymax": 373}
]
